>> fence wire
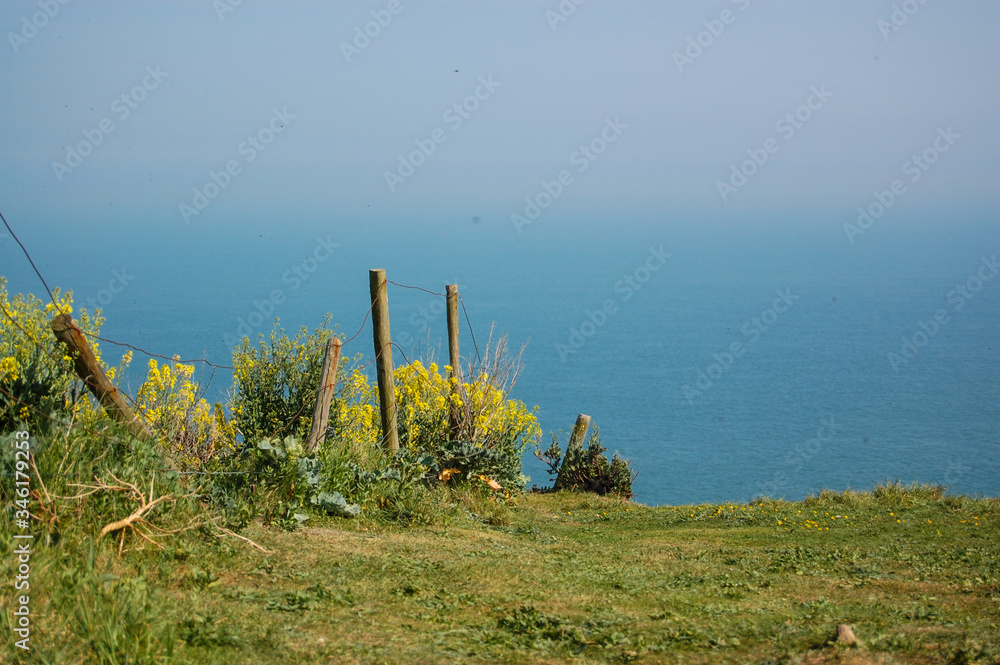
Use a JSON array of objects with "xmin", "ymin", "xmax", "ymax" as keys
[{"xmin": 1, "ymin": 208, "xmax": 523, "ymax": 479}]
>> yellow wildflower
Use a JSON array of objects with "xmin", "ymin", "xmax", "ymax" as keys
[{"xmin": 0, "ymin": 357, "xmax": 19, "ymax": 382}]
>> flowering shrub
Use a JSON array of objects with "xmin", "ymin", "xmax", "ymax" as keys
[
  {"xmin": 228, "ymin": 320, "xmax": 540, "ymax": 497},
  {"xmin": 329, "ymin": 365, "xmax": 381, "ymax": 456},
  {"xmin": 0, "ymin": 280, "xmax": 234, "ymax": 464},
  {"xmin": 392, "ymin": 359, "xmax": 541, "ymax": 490},
  {"xmin": 394, "ymin": 360, "xmax": 451, "ymax": 448},
  {"xmin": 134, "ymin": 358, "xmax": 236, "ymax": 466},
  {"xmin": 0, "ymin": 277, "xmax": 101, "ymax": 428},
  {"xmin": 326, "ymin": 356, "xmax": 541, "ymax": 490},
  {"xmin": 230, "ymin": 318, "xmax": 335, "ymax": 445}
]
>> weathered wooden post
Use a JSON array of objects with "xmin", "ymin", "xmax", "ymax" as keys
[
  {"xmin": 369, "ymin": 269, "xmax": 399, "ymax": 453},
  {"xmin": 49, "ymin": 313, "xmax": 153, "ymax": 442},
  {"xmin": 555, "ymin": 413, "xmax": 591, "ymax": 490},
  {"xmin": 305, "ymin": 337, "xmax": 342, "ymax": 454},
  {"xmin": 446, "ymin": 284, "xmax": 461, "ymax": 440}
]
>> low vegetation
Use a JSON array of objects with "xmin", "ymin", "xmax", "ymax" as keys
[
  {"xmin": 1, "ymin": 470, "xmax": 997, "ymax": 664},
  {"xmin": 2, "ymin": 282, "xmax": 995, "ymax": 663}
]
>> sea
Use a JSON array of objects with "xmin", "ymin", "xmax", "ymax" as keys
[{"xmin": 4, "ymin": 216, "xmax": 998, "ymax": 506}]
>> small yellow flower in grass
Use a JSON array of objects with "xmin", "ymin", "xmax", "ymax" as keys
[{"xmin": 19, "ymin": 406, "xmax": 30, "ymax": 420}]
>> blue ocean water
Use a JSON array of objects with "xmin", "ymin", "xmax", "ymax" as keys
[{"xmin": 5, "ymin": 219, "xmax": 998, "ymax": 505}]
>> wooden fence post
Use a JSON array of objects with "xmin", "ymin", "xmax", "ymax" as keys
[
  {"xmin": 305, "ymin": 337, "xmax": 342, "ymax": 454},
  {"xmin": 49, "ymin": 313, "xmax": 154, "ymax": 443},
  {"xmin": 446, "ymin": 284, "xmax": 461, "ymax": 440},
  {"xmin": 555, "ymin": 413, "xmax": 591, "ymax": 490},
  {"xmin": 369, "ymin": 269, "xmax": 399, "ymax": 453}
]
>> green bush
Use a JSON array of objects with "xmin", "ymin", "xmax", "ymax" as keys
[
  {"xmin": 230, "ymin": 317, "xmax": 339, "ymax": 445},
  {"xmin": 216, "ymin": 322, "xmax": 542, "ymax": 526},
  {"xmin": 203, "ymin": 430, "xmax": 443, "ymax": 529},
  {"xmin": 536, "ymin": 427, "xmax": 636, "ymax": 499},
  {"xmin": 435, "ymin": 438, "xmax": 525, "ymax": 492}
]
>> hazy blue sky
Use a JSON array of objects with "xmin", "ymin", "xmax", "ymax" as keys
[{"xmin": 1, "ymin": 0, "xmax": 997, "ymax": 243}]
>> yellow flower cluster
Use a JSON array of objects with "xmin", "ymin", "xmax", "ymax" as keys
[
  {"xmin": 0, "ymin": 356, "xmax": 19, "ymax": 382},
  {"xmin": 1, "ymin": 277, "xmax": 103, "ymax": 422},
  {"xmin": 135, "ymin": 358, "xmax": 236, "ymax": 465},
  {"xmin": 137, "ymin": 358, "xmax": 195, "ymax": 419},
  {"xmin": 458, "ymin": 374, "xmax": 541, "ymax": 448},
  {"xmin": 394, "ymin": 361, "xmax": 450, "ymax": 449},
  {"xmin": 335, "ymin": 359, "xmax": 542, "ymax": 458},
  {"xmin": 324, "ymin": 359, "xmax": 541, "ymax": 460},
  {"xmin": 331, "ymin": 367, "xmax": 382, "ymax": 453}
]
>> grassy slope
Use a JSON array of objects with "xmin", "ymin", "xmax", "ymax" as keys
[{"xmin": 131, "ymin": 487, "xmax": 999, "ymax": 664}]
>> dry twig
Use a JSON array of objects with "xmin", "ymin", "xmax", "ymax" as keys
[{"xmin": 211, "ymin": 521, "xmax": 273, "ymax": 554}]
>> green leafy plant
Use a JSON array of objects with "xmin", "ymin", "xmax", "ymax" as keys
[
  {"xmin": 178, "ymin": 613, "xmax": 240, "ymax": 648},
  {"xmin": 436, "ymin": 438, "xmax": 526, "ymax": 492},
  {"xmin": 536, "ymin": 427, "xmax": 636, "ymax": 499},
  {"xmin": 230, "ymin": 316, "xmax": 337, "ymax": 445},
  {"xmin": 265, "ymin": 584, "xmax": 333, "ymax": 612}
]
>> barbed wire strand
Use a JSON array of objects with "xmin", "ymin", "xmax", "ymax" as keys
[
  {"xmin": 5, "ymin": 269, "xmax": 460, "ymax": 372},
  {"xmin": 340, "ymin": 296, "xmax": 375, "ymax": 347},
  {"xmin": 0, "ymin": 207, "xmax": 57, "ymax": 307},
  {"xmin": 458, "ymin": 295, "xmax": 482, "ymax": 366},
  {"xmin": 82, "ymin": 333, "xmax": 235, "ymax": 370},
  {"xmin": 5, "ymin": 273, "xmax": 484, "ymax": 386},
  {"xmin": 3, "ymin": 259, "xmax": 513, "ymax": 473},
  {"xmin": 386, "ymin": 279, "xmax": 445, "ymax": 298}
]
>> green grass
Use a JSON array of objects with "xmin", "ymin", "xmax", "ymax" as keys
[{"xmin": 5, "ymin": 482, "xmax": 998, "ymax": 664}]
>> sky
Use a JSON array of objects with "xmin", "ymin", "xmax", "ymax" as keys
[{"xmin": 0, "ymin": 0, "xmax": 998, "ymax": 245}]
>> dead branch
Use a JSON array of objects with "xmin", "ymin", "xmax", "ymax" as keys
[
  {"xmin": 99, "ymin": 493, "xmax": 174, "ymax": 538},
  {"xmin": 211, "ymin": 521, "xmax": 273, "ymax": 554}
]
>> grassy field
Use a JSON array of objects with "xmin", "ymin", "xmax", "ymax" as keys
[{"xmin": 7, "ymin": 483, "xmax": 997, "ymax": 664}]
